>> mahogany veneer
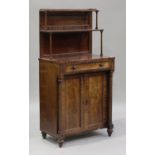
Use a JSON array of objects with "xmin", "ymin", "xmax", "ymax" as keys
[{"xmin": 39, "ymin": 9, "xmax": 115, "ymax": 147}]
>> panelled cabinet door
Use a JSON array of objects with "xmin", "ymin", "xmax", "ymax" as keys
[
  {"xmin": 62, "ymin": 75, "xmax": 83, "ymax": 135},
  {"xmin": 60, "ymin": 72, "xmax": 108, "ymax": 135},
  {"xmin": 83, "ymin": 73, "xmax": 104, "ymax": 129}
]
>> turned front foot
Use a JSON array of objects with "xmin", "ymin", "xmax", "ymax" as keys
[
  {"xmin": 58, "ymin": 141, "xmax": 64, "ymax": 148},
  {"xmin": 107, "ymin": 124, "xmax": 114, "ymax": 136},
  {"xmin": 57, "ymin": 135, "xmax": 64, "ymax": 148},
  {"xmin": 41, "ymin": 131, "xmax": 47, "ymax": 139}
]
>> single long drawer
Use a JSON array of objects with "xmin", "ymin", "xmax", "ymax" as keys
[{"xmin": 64, "ymin": 61, "xmax": 112, "ymax": 74}]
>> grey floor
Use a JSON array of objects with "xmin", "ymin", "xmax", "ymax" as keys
[{"xmin": 29, "ymin": 102, "xmax": 126, "ymax": 155}]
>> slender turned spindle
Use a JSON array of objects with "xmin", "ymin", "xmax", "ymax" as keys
[
  {"xmin": 95, "ymin": 10, "xmax": 99, "ymax": 29},
  {"xmin": 49, "ymin": 33, "xmax": 52, "ymax": 54},
  {"xmin": 45, "ymin": 11, "xmax": 47, "ymax": 27},
  {"xmin": 100, "ymin": 30, "xmax": 103, "ymax": 56}
]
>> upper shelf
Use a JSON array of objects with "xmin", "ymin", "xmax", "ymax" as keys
[
  {"xmin": 41, "ymin": 25, "xmax": 90, "ymax": 30},
  {"xmin": 40, "ymin": 8, "xmax": 98, "ymax": 12},
  {"xmin": 40, "ymin": 9, "xmax": 94, "ymax": 31},
  {"xmin": 40, "ymin": 28, "xmax": 104, "ymax": 33}
]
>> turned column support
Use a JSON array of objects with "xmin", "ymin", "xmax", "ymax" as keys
[
  {"xmin": 49, "ymin": 33, "xmax": 52, "ymax": 54},
  {"xmin": 100, "ymin": 29, "xmax": 103, "ymax": 57},
  {"xmin": 44, "ymin": 11, "xmax": 47, "ymax": 27},
  {"xmin": 57, "ymin": 74, "xmax": 65, "ymax": 147},
  {"xmin": 107, "ymin": 71, "xmax": 114, "ymax": 136},
  {"xmin": 95, "ymin": 10, "xmax": 99, "ymax": 29}
]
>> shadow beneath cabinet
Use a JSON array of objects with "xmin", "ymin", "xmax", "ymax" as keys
[
  {"xmin": 45, "ymin": 130, "xmax": 109, "ymax": 148},
  {"xmin": 45, "ymin": 118, "xmax": 126, "ymax": 148}
]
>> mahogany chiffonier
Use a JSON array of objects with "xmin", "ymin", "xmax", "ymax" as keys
[{"xmin": 39, "ymin": 9, "xmax": 115, "ymax": 147}]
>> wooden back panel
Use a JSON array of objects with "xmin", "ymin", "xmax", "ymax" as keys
[
  {"xmin": 40, "ymin": 11, "xmax": 92, "ymax": 29},
  {"xmin": 39, "ymin": 9, "xmax": 93, "ymax": 57}
]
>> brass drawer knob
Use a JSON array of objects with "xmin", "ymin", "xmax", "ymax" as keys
[
  {"xmin": 71, "ymin": 65, "xmax": 77, "ymax": 70},
  {"xmin": 99, "ymin": 64, "xmax": 103, "ymax": 67}
]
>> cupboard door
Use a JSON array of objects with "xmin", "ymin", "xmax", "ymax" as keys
[
  {"xmin": 84, "ymin": 73, "xmax": 105, "ymax": 129},
  {"xmin": 62, "ymin": 75, "xmax": 82, "ymax": 134}
]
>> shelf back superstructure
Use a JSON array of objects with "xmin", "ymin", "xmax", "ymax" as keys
[{"xmin": 39, "ymin": 9, "xmax": 103, "ymax": 57}]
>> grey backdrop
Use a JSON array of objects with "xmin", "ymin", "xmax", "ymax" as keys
[
  {"xmin": 29, "ymin": 0, "xmax": 126, "ymax": 154},
  {"xmin": 30, "ymin": 0, "xmax": 126, "ymax": 104}
]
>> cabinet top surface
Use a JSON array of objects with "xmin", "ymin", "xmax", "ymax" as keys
[
  {"xmin": 39, "ymin": 53, "xmax": 115, "ymax": 64},
  {"xmin": 40, "ymin": 8, "xmax": 98, "ymax": 12}
]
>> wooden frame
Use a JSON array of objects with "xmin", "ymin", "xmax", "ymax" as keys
[{"xmin": 39, "ymin": 9, "xmax": 115, "ymax": 148}]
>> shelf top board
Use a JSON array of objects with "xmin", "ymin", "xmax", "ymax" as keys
[
  {"xmin": 40, "ymin": 8, "xmax": 98, "ymax": 12},
  {"xmin": 40, "ymin": 29, "xmax": 104, "ymax": 33},
  {"xmin": 39, "ymin": 53, "xmax": 114, "ymax": 64}
]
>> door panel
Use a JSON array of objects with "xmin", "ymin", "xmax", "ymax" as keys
[
  {"xmin": 84, "ymin": 73, "xmax": 104, "ymax": 129},
  {"xmin": 61, "ymin": 72, "xmax": 108, "ymax": 134},
  {"xmin": 63, "ymin": 76, "xmax": 82, "ymax": 134}
]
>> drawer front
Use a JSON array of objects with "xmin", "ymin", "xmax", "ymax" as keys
[{"xmin": 65, "ymin": 61, "xmax": 112, "ymax": 74}]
